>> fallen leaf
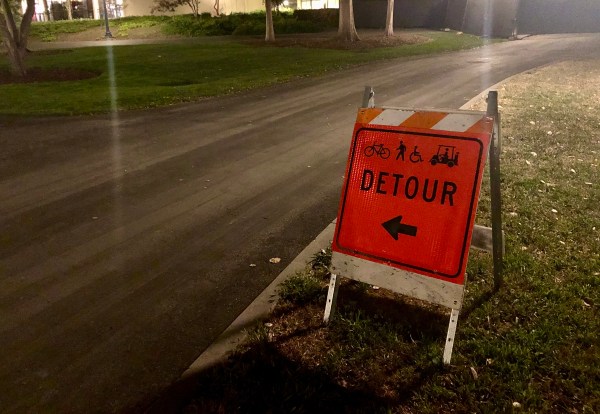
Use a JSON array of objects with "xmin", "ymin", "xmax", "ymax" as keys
[
  {"xmin": 530, "ymin": 151, "xmax": 538, "ymax": 157},
  {"xmin": 249, "ymin": 264, "xmax": 257, "ymax": 267},
  {"xmin": 551, "ymin": 209, "xmax": 558, "ymax": 213},
  {"xmin": 513, "ymin": 402, "xmax": 522, "ymax": 409},
  {"xmin": 470, "ymin": 366, "xmax": 478, "ymax": 380},
  {"xmin": 269, "ymin": 257, "xmax": 281, "ymax": 264}
]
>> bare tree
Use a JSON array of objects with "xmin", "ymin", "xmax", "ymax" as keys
[
  {"xmin": 265, "ymin": 0, "xmax": 274, "ymax": 42},
  {"xmin": 213, "ymin": 0, "xmax": 219, "ymax": 16},
  {"xmin": 152, "ymin": 0, "xmax": 200, "ymax": 17},
  {"xmin": 0, "ymin": 0, "xmax": 35, "ymax": 76},
  {"xmin": 338, "ymin": 0, "xmax": 359, "ymax": 42},
  {"xmin": 384, "ymin": 0, "xmax": 394, "ymax": 37}
]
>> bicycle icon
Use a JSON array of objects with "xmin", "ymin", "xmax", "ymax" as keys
[
  {"xmin": 364, "ymin": 143, "xmax": 391, "ymax": 159},
  {"xmin": 409, "ymin": 146, "xmax": 423, "ymax": 163}
]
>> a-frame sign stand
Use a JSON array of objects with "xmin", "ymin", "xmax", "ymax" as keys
[{"xmin": 324, "ymin": 87, "xmax": 504, "ymax": 365}]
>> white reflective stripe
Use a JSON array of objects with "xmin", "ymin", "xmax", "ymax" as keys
[
  {"xmin": 431, "ymin": 113, "xmax": 482, "ymax": 132},
  {"xmin": 370, "ymin": 109, "xmax": 415, "ymax": 126}
]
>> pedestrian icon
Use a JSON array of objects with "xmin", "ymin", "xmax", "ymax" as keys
[{"xmin": 395, "ymin": 140, "xmax": 407, "ymax": 161}]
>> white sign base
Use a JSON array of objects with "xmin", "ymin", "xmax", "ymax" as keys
[{"xmin": 325, "ymin": 251, "xmax": 467, "ymax": 365}]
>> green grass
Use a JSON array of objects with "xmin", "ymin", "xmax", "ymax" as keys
[
  {"xmin": 29, "ymin": 16, "xmax": 169, "ymax": 41},
  {"xmin": 179, "ymin": 60, "xmax": 600, "ymax": 413},
  {"xmin": 0, "ymin": 31, "xmax": 490, "ymax": 116},
  {"xmin": 278, "ymin": 273, "xmax": 324, "ymax": 305},
  {"xmin": 28, "ymin": 12, "xmax": 331, "ymax": 41},
  {"xmin": 30, "ymin": 19, "xmax": 103, "ymax": 41},
  {"xmin": 162, "ymin": 11, "xmax": 331, "ymax": 37}
]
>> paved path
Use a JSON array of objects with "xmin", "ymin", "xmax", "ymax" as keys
[{"xmin": 2, "ymin": 33, "xmax": 599, "ymax": 413}]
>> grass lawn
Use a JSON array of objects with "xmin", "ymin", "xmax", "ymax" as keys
[
  {"xmin": 0, "ymin": 31, "xmax": 490, "ymax": 116},
  {"xmin": 28, "ymin": 16, "xmax": 169, "ymax": 41},
  {"xmin": 177, "ymin": 59, "xmax": 600, "ymax": 413}
]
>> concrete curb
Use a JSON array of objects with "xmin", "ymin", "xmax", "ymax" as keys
[
  {"xmin": 460, "ymin": 70, "xmax": 534, "ymax": 110},
  {"xmin": 182, "ymin": 220, "xmax": 337, "ymax": 379}
]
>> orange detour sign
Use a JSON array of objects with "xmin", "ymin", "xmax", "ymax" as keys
[{"xmin": 331, "ymin": 107, "xmax": 493, "ymax": 309}]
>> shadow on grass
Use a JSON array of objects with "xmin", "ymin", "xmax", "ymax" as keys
[{"xmin": 146, "ymin": 282, "xmax": 453, "ymax": 414}]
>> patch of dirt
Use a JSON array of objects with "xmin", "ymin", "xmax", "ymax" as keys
[
  {"xmin": 241, "ymin": 31, "xmax": 431, "ymax": 50},
  {"xmin": 54, "ymin": 26, "xmax": 107, "ymax": 41},
  {"xmin": 0, "ymin": 67, "xmax": 100, "ymax": 84},
  {"xmin": 122, "ymin": 26, "xmax": 183, "ymax": 39}
]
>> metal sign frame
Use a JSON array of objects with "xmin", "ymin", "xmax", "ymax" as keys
[{"xmin": 324, "ymin": 87, "xmax": 503, "ymax": 365}]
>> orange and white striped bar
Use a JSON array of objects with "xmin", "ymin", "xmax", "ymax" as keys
[{"xmin": 356, "ymin": 107, "xmax": 492, "ymax": 134}]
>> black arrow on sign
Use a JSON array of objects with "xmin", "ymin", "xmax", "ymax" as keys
[{"xmin": 382, "ymin": 215, "xmax": 418, "ymax": 240}]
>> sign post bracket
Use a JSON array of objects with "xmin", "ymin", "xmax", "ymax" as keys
[{"xmin": 362, "ymin": 85, "xmax": 375, "ymax": 108}]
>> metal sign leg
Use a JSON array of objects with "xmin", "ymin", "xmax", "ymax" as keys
[
  {"xmin": 486, "ymin": 91, "xmax": 504, "ymax": 290},
  {"xmin": 323, "ymin": 273, "xmax": 341, "ymax": 323},
  {"xmin": 443, "ymin": 308, "xmax": 460, "ymax": 365}
]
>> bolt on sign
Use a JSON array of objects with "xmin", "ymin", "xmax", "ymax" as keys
[{"xmin": 325, "ymin": 105, "xmax": 496, "ymax": 364}]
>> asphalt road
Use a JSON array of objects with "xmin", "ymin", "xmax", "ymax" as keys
[{"xmin": 2, "ymin": 33, "xmax": 599, "ymax": 413}]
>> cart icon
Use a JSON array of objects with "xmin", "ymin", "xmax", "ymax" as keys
[{"xmin": 430, "ymin": 145, "xmax": 459, "ymax": 167}]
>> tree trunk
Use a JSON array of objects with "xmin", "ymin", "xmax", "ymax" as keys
[
  {"xmin": 66, "ymin": 0, "xmax": 73, "ymax": 20},
  {"xmin": 338, "ymin": 0, "xmax": 359, "ymax": 42},
  {"xmin": 3, "ymin": 38, "xmax": 27, "ymax": 76},
  {"xmin": 265, "ymin": 0, "xmax": 275, "ymax": 42},
  {"xmin": 384, "ymin": 0, "xmax": 394, "ymax": 37},
  {"xmin": 213, "ymin": 0, "xmax": 220, "ymax": 16},
  {"xmin": 42, "ymin": 0, "xmax": 54, "ymax": 21},
  {"xmin": 0, "ymin": 0, "xmax": 35, "ymax": 76},
  {"xmin": 186, "ymin": 0, "xmax": 199, "ymax": 17}
]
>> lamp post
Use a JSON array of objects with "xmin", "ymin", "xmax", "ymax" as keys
[{"xmin": 102, "ymin": 0, "xmax": 112, "ymax": 38}]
